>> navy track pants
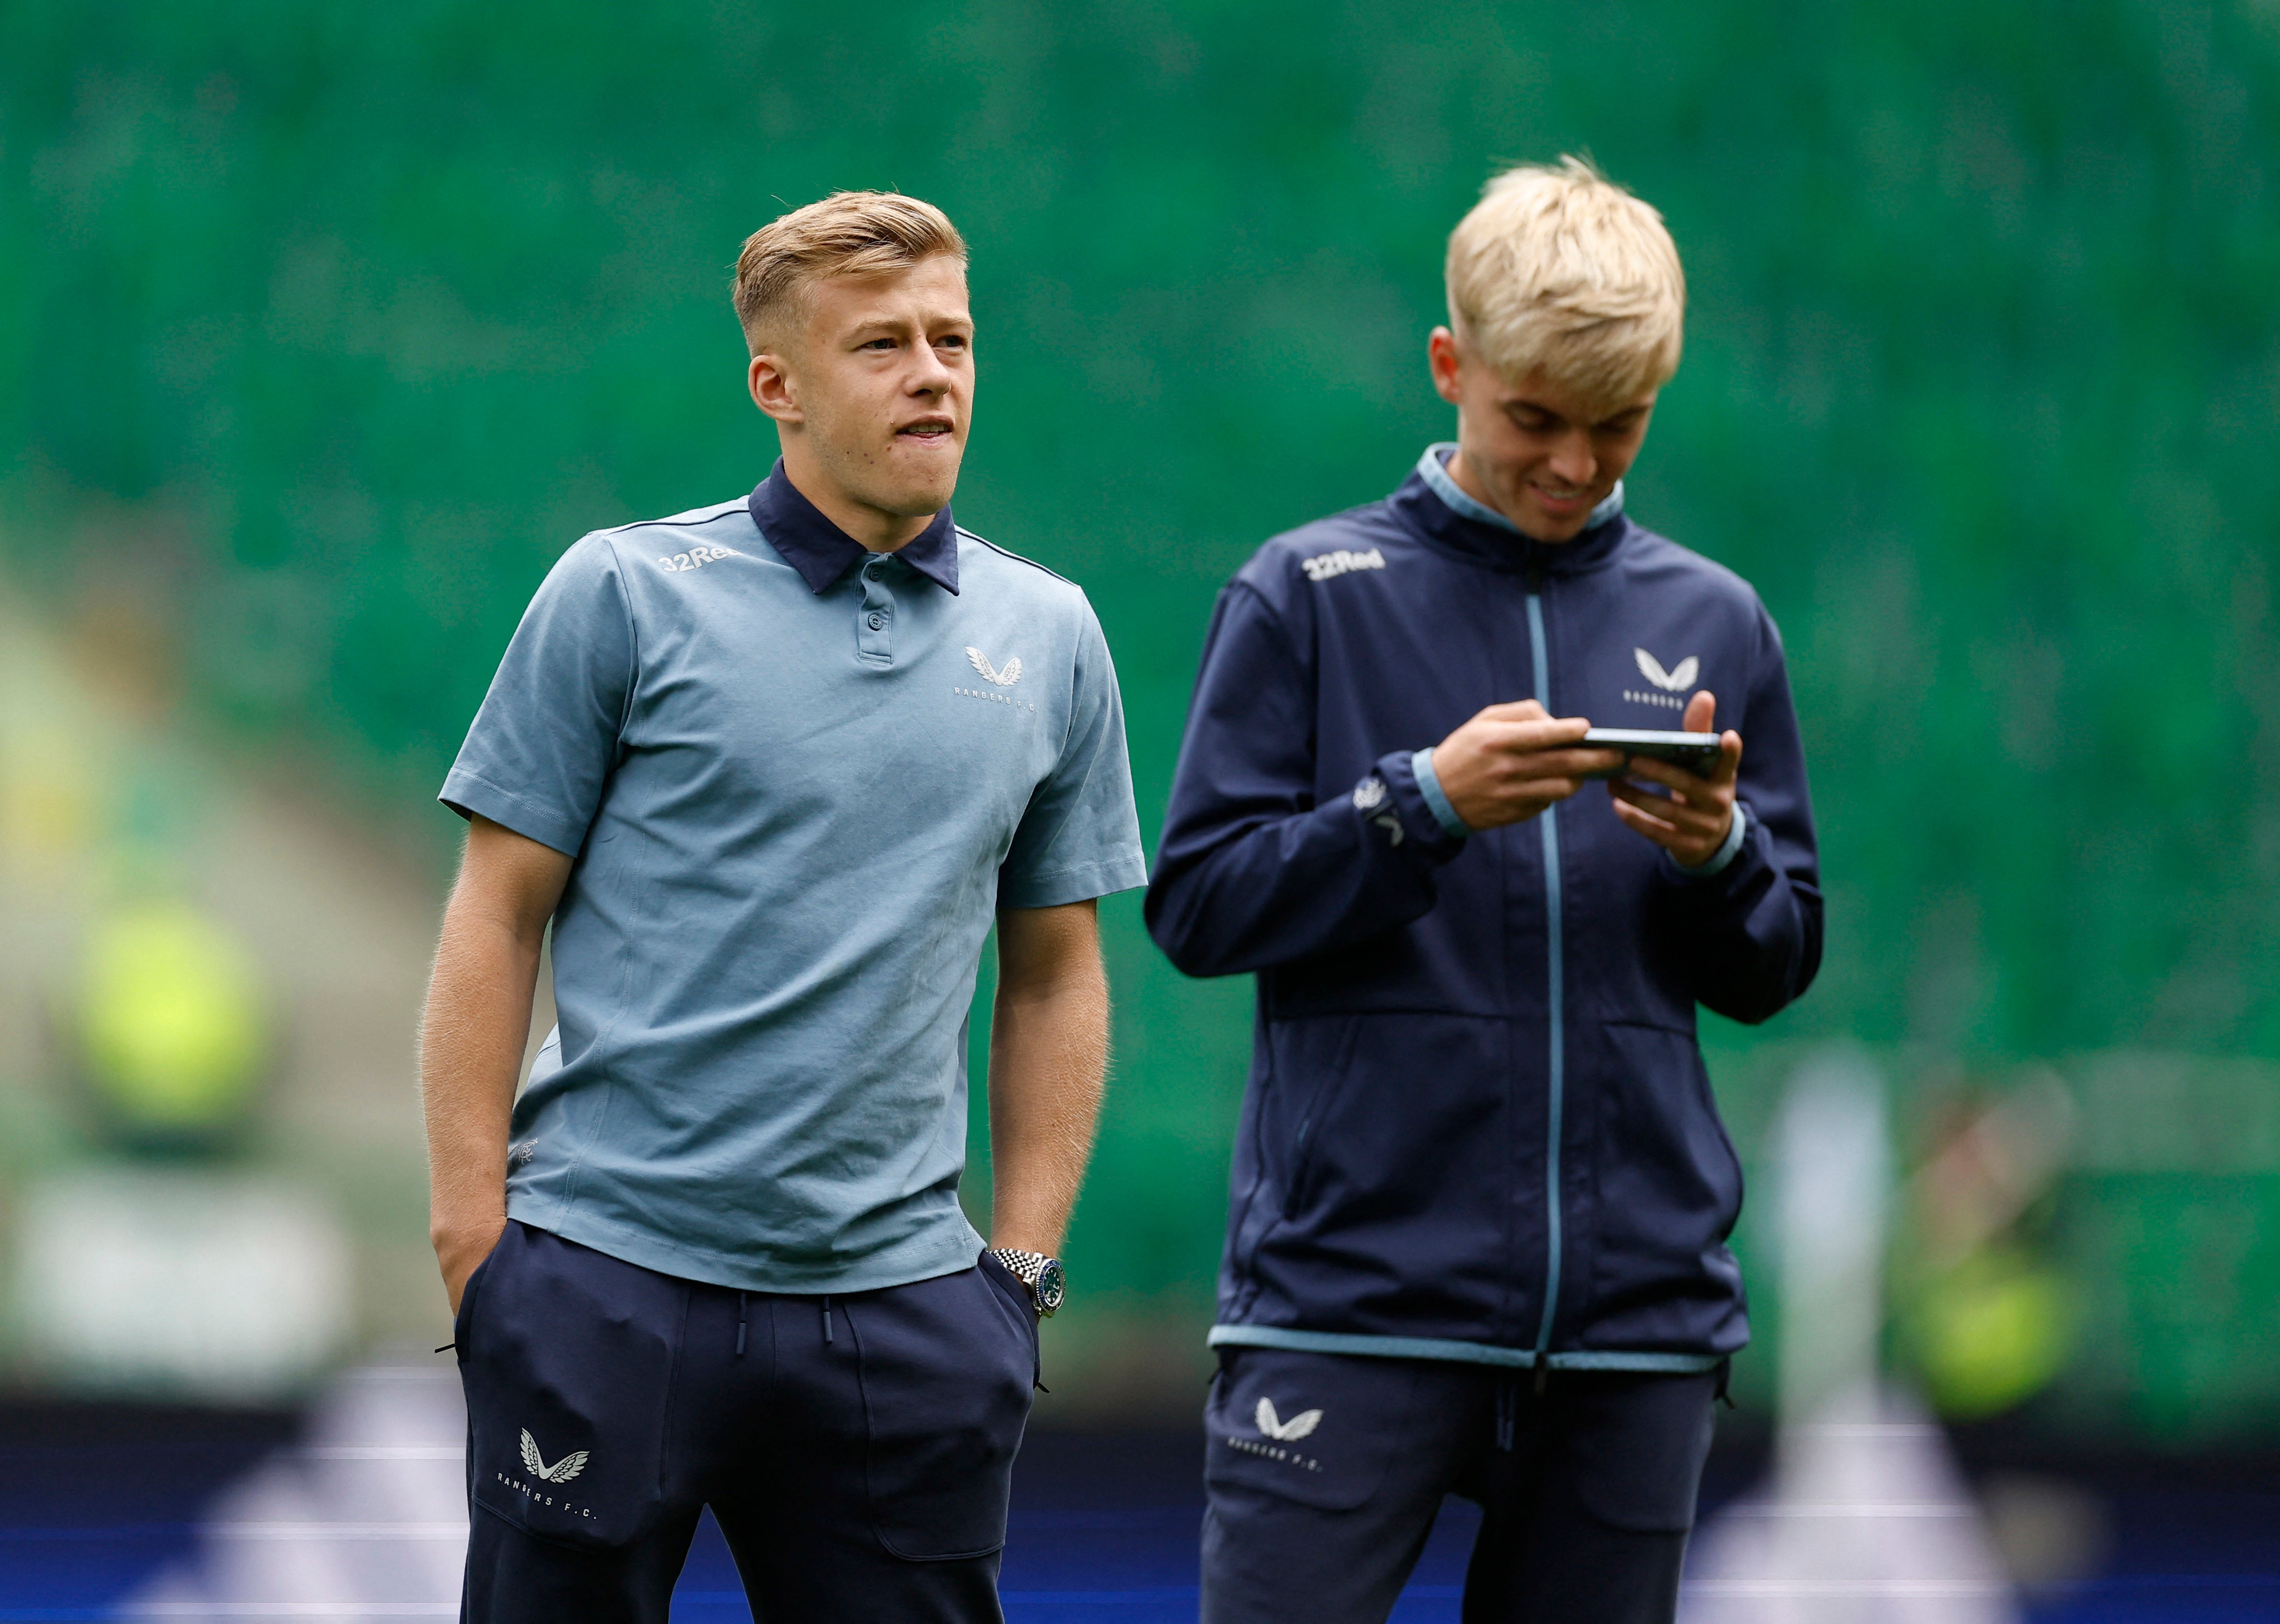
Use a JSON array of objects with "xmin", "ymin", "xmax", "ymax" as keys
[
  {"xmin": 1200, "ymin": 1346, "xmax": 1720, "ymax": 1624},
  {"xmin": 452, "ymin": 1222, "xmax": 1038, "ymax": 1624}
]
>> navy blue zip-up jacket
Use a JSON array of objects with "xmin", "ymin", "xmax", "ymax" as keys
[{"xmin": 1146, "ymin": 447, "xmax": 1822, "ymax": 1373}]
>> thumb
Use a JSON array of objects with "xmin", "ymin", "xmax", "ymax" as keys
[{"xmin": 1683, "ymin": 690, "xmax": 1716, "ymax": 732}]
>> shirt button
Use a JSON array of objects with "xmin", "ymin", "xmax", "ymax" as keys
[{"xmin": 867, "ymin": 612, "xmax": 885, "ymax": 630}]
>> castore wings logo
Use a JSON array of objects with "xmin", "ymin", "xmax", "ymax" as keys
[
  {"xmin": 966, "ymin": 647, "xmax": 1023, "ymax": 687},
  {"xmin": 519, "ymin": 1429, "xmax": 588, "ymax": 1485},
  {"xmin": 1634, "ymin": 648, "xmax": 1699, "ymax": 692},
  {"xmin": 1255, "ymin": 1398, "xmax": 1322, "ymax": 1441}
]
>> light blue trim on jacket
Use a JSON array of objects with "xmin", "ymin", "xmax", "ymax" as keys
[
  {"xmin": 1677, "ymin": 805, "xmax": 1748, "ymax": 878},
  {"xmin": 1208, "ymin": 1323, "xmax": 1724, "ymax": 1374},
  {"xmin": 1417, "ymin": 444, "xmax": 1624, "ymax": 535},
  {"xmin": 1409, "ymin": 747, "xmax": 1471, "ymax": 839},
  {"xmin": 1523, "ymin": 588, "xmax": 1567, "ymax": 1362}
]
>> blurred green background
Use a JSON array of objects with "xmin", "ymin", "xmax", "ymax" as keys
[{"xmin": 2, "ymin": 0, "xmax": 2277, "ymax": 1438}]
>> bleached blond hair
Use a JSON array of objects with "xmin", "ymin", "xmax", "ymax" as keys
[
  {"xmin": 732, "ymin": 191, "xmax": 967, "ymax": 354},
  {"xmin": 1445, "ymin": 156, "xmax": 1684, "ymax": 410}
]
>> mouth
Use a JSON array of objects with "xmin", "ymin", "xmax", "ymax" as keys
[
  {"xmin": 895, "ymin": 418, "xmax": 957, "ymax": 443},
  {"xmin": 1527, "ymin": 481, "xmax": 1594, "ymax": 513}
]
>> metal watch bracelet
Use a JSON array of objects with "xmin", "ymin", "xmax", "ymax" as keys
[{"xmin": 986, "ymin": 1247, "xmax": 1066, "ymax": 1318}]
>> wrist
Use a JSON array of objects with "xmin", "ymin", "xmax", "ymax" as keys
[
  {"xmin": 1674, "ymin": 804, "xmax": 1748, "ymax": 878},
  {"xmin": 432, "ymin": 1210, "xmax": 506, "ymax": 1256},
  {"xmin": 985, "ymin": 1223, "xmax": 1063, "ymax": 1258},
  {"xmin": 986, "ymin": 1246, "xmax": 1067, "ymax": 1317},
  {"xmin": 1359, "ymin": 751, "xmax": 1468, "ymax": 856},
  {"xmin": 1409, "ymin": 747, "xmax": 1474, "ymax": 838}
]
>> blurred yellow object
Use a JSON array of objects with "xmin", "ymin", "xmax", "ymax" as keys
[
  {"xmin": 76, "ymin": 902, "xmax": 268, "ymax": 1132},
  {"xmin": 1908, "ymin": 1248, "xmax": 2077, "ymax": 1421},
  {"xmin": 0, "ymin": 722, "xmax": 101, "ymax": 872}
]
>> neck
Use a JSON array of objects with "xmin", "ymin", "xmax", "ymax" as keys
[{"xmin": 778, "ymin": 441, "xmax": 937, "ymax": 553}]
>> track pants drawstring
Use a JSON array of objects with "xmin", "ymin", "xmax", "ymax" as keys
[
  {"xmin": 735, "ymin": 1291, "xmax": 748, "ymax": 1358},
  {"xmin": 822, "ymin": 1295, "xmax": 834, "ymax": 1345}
]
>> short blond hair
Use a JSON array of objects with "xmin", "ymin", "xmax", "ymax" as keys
[
  {"xmin": 732, "ymin": 191, "xmax": 967, "ymax": 353},
  {"xmin": 1445, "ymin": 156, "xmax": 1684, "ymax": 410}
]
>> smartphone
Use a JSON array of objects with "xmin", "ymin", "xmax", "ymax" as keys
[{"xmin": 1582, "ymin": 729, "xmax": 1724, "ymax": 778}]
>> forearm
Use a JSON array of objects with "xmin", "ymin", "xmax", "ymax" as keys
[
  {"xmin": 418, "ymin": 891, "xmax": 547, "ymax": 1305},
  {"xmin": 1147, "ymin": 753, "xmax": 1459, "ymax": 977},
  {"xmin": 1149, "ymin": 585, "xmax": 1461, "ymax": 977},
  {"xmin": 986, "ymin": 927, "xmax": 1109, "ymax": 1257}
]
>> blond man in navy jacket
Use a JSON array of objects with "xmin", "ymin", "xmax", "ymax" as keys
[{"xmin": 1148, "ymin": 158, "xmax": 1822, "ymax": 1624}]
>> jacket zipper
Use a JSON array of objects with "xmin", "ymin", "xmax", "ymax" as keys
[{"xmin": 1525, "ymin": 577, "xmax": 1563, "ymax": 1379}]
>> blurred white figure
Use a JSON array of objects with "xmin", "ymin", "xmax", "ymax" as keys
[
  {"xmin": 126, "ymin": 1362, "xmax": 468, "ymax": 1621},
  {"xmin": 17, "ymin": 1170, "xmax": 352, "ymax": 1401},
  {"xmin": 1681, "ymin": 1052, "xmax": 2017, "ymax": 1624}
]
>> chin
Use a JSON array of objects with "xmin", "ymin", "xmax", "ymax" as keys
[
  {"xmin": 874, "ymin": 474, "xmax": 959, "ymax": 518},
  {"xmin": 878, "ymin": 444, "xmax": 960, "ymax": 509},
  {"xmin": 1508, "ymin": 486, "xmax": 1605, "ymax": 543}
]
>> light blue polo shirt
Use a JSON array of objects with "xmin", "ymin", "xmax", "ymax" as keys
[{"xmin": 440, "ymin": 466, "xmax": 1148, "ymax": 1294}]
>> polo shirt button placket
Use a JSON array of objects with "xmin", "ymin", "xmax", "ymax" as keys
[{"xmin": 857, "ymin": 557, "xmax": 897, "ymax": 667}]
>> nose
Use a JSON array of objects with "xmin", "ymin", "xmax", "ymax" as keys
[
  {"xmin": 909, "ymin": 341, "xmax": 958, "ymax": 399},
  {"xmin": 1547, "ymin": 428, "xmax": 1596, "ymax": 489}
]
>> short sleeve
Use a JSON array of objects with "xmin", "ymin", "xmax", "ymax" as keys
[
  {"xmin": 439, "ymin": 537, "xmax": 636, "ymax": 857},
  {"xmin": 998, "ymin": 599, "xmax": 1148, "ymax": 909}
]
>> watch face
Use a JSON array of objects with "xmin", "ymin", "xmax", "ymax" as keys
[{"xmin": 1034, "ymin": 1258, "xmax": 1067, "ymax": 1315}]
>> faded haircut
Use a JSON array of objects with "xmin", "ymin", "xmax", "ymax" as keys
[
  {"xmin": 1444, "ymin": 156, "xmax": 1685, "ymax": 412},
  {"xmin": 732, "ymin": 191, "xmax": 968, "ymax": 354}
]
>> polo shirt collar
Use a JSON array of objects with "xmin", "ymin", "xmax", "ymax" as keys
[{"xmin": 746, "ymin": 459, "xmax": 961, "ymax": 595}]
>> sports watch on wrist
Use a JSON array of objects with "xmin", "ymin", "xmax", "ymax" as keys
[{"xmin": 986, "ymin": 1247, "xmax": 1066, "ymax": 1318}]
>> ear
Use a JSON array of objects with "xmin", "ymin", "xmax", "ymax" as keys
[
  {"xmin": 1427, "ymin": 327, "xmax": 1464, "ymax": 406},
  {"xmin": 749, "ymin": 349, "xmax": 803, "ymax": 424}
]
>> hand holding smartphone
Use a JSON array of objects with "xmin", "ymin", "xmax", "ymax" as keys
[{"xmin": 1580, "ymin": 729, "xmax": 1723, "ymax": 778}]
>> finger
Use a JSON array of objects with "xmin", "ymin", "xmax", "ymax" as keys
[
  {"xmin": 1483, "ymin": 718, "xmax": 1596, "ymax": 752},
  {"xmin": 1608, "ymin": 780, "xmax": 1726, "ymax": 836},
  {"xmin": 1622, "ymin": 755, "xmax": 1723, "ymax": 794},
  {"xmin": 1610, "ymin": 794, "xmax": 1719, "ymax": 863},
  {"xmin": 1608, "ymin": 779, "xmax": 1709, "ymax": 824},
  {"xmin": 1713, "ymin": 730, "xmax": 1742, "ymax": 786},
  {"xmin": 1475, "ymin": 781, "xmax": 1586, "ymax": 815},
  {"xmin": 1683, "ymin": 690, "xmax": 1716, "ymax": 732},
  {"xmin": 1608, "ymin": 777, "xmax": 1676, "ymax": 808},
  {"xmin": 1538, "ymin": 747, "xmax": 1628, "ymax": 777},
  {"xmin": 1485, "ymin": 749, "xmax": 1628, "ymax": 786},
  {"xmin": 1621, "ymin": 756, "xmax": 1686, "ymax": 790},
  {"xmin": 1609, "ymin": 795, "xmax": 1680, "ymax": 842},
  {"xmin": 1476, "ymin": 698, "xmax": 1551, "ymax": 724}
]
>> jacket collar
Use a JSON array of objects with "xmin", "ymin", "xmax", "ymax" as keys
[
  {"xmin": 746, "ymin": 459, "xmax": 961, "ymax": 595},
  {"xmin": 1395, "ymin": 443, "xmax": 1630, "ymax": 577}
]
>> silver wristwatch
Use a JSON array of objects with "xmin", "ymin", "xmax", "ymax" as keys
[{"xmin": 987, "ymin": 1247, "xmax": 1066, "ymax": 1318}]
